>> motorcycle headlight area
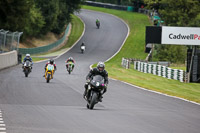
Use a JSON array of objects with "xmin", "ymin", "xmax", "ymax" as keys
[{"xmin": 96, "ymin": 82, "xmax": 100, "ymax": 86}]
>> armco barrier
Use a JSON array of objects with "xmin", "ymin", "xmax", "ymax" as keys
[
  {"xmin": 134, "ymin": 61, "xmax": 185, "ymax": 82},
  {"xmin": 18, "ymin": 24, "xmax": 70, "ymax": 54},
  {"xmin": 0, "ymin": 50, "xmax": 18, "ymax": 70}
]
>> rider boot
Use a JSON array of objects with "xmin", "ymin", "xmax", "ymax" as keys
[
  {"xmin": 43, "ymin": 69, "xmax": 46, "ymax": 77},
  {"xmin": 99, "ymin": 87, "xmax": 107, "ymax": 102},
  {"xmin": 83, "ymin": 83, "xmax": 88, "ymax": 99},
  {"xmin": 98, "ymin": 94, "xmax": 103, "ymax": 102}
]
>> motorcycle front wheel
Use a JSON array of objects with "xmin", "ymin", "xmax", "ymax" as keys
[
  {"xmin": 25, "ymin": 68, "xmax": 29, "ymax": 77},
  {"xmin": 47, "ymin": 73, "xmax": 50, "ymax": 83},
  {"xmin": 89, "ymin": 92, "xmax": 98, "ymax": 109}
]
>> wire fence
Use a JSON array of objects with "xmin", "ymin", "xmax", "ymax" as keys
[{"xmin": 0, "ymin": 29, "xmax": 23, "ymax": 53}]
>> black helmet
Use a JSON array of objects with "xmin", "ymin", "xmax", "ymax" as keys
[
  {"xmin": 49, "ymin": 59, "xmax": 54, "ymax": 64},
  {"xmin": 97, "ymin": 62, "xmax": 105, "ymax": 72}
]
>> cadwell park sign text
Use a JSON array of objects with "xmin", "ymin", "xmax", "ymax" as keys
[{"xmin": 162, "ymin": 26, "xmax": 200, "ymax": 45}]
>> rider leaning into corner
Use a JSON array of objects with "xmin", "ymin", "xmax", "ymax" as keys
[{"xmin": 84, "ymin": 61, "xmax": 108, "ymax": 102}]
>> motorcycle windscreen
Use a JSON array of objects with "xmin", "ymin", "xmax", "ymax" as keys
[
  {"xmin": 24, "ymin": 61, "xmax": 30, "ymax": 67},
  {"xmin": 91, "ymin": 75, "xmax": 104, "ymax": 87}
]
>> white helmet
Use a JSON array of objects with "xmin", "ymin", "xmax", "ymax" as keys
[{"xmin": 26, "ymin": 54, "xmax": 30, "ymax": 58}]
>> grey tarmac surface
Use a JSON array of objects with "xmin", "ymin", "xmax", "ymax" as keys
[{"xmin": 0, "ymin": 9, "xmax": 200, "ymax": 133}]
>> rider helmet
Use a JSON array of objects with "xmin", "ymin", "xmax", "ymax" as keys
[
  {"xmin": 49, "ymin": 59, "xmax": 54, "ymax": 64},
  {"xmin": 26, "ymin": 54, "xmax": 30, "ymax": 59},
  {"xmin": 97, "ymin": 62, "xmax": 105, "ymax": 73},
  {"xmin": 81, "ymin": 42, "xmax": 85, "ymax": 46},
  {"xmin": 69, "ymin": 57, "xmax": 73, "ymax": 60}
]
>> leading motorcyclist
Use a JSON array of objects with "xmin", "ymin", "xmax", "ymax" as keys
[{"xmin": 83, "ymin": 61, "xmax": 108, "ymax": 102}]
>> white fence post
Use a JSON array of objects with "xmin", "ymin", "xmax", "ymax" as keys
[
  {"xmin": 144, "ymin": 63, "xmax": 147, "ymax": 73},
  {"xmin": 173, "ymin": 69, "xmax": 178, "ymax": 80},
  {"xmin": 162, "ymin": 66, "xmax": 166, "ymax": 78},
  {"xmin": 148, "ymin": 64, "xmax": 151, "ymax": 73},
  {"xmin": 153, "ymin": 64, "xmax": 157, "ymax": 75},
  {"xmin": 167, "ymin": 68, "xmax": 172, "ymax": 79},
  {"xmin": 157, "ymin": 65, "xmax": 161, "ymax": 76}
]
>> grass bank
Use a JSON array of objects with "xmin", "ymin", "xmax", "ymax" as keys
[{"xmin": 82, "ymin": 5, "xmax": 200, "ymax": 103}]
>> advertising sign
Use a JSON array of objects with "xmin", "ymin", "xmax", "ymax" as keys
[{"xmin": 161, "ymin": 26, "xmax": 200, "ymax": 45}]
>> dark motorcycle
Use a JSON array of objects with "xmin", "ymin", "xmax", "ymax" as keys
[
  {"xmin": 96, "ymin": 21, "xmax": 100, "ymax": 29},
  {"xmin": 23, "ymin": 60, "xmax": 32, "ymax": 77},
  {"xmin": 85, "ymin": 75, "xmax": 105, "ymax": 109}
]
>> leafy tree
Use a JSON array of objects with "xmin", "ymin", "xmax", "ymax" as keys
[
  {"xmin": 0, "ymin": 0, "xmax": 45, "ymax": 38},
  {"xmin": 52, "ymin": 0, "xmax": 81, "ymax": 34},
  {"xmin": 159, "ymin": 0, "xmax": 200, "ymax": 26},
  {"xmin": 153, "ymin": 45, "xmax": 187, "ymax": 63},
  {"xmin": 143, "ymin": 0, "xmax": 161, "ymax": 10},
  {"xmin": 25, "ymin": 5, "xmax": 45, "ymax": 37},
  {"xmin": 35, "ymin": 0, "xmax": 59, "ymax": 34}
]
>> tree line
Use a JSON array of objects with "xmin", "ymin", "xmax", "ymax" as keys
[{"xmin": 0, "ymin": 0, "xmax": 81, "ymax": 39}]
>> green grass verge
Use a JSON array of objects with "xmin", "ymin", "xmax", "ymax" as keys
[
  {"xmin": 82, "ymin": 5, "xmax": 200, "ymax": 103},
  {"xmin": 29, "ymin": 14, "xmax": 84, "ymax": 62}
]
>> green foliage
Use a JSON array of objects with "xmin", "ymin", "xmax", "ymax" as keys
[
  {"xmin": 143, "ymin": 0, "xmax": 200, "ymax": 27},
  {"xmin": 52, "ymin": 0, "xmax": 81, "ymax": 34},
  {"xmin": 25, "ymin": 5, "xmax": 45, "ymax": 37},
  {"xmin": 143, "ymin": 0, "xmax": 161, "ymax": 10},
  {"xmin": 35, "ymin": 0, "xmax": 60, "ymax": 34},
  {"xmin": 159, "ymin": 0, "xmax": 200, "ymax": 26},
  {"xmin": 189, "ymin": 13, "xmax": 200, "ymax": 27},
  {"xmin": 153, "ymin": 45, "xmax": 187, "ymax": 63}
]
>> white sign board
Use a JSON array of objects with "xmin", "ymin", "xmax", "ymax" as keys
[{"xmin": 161, "ymin": 26, "xmax": 200, "ymax": 45}]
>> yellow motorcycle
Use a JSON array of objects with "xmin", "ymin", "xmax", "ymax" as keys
[{"xmin": 45, "ymin": 64, "xmax": 54, "ymax": 83}]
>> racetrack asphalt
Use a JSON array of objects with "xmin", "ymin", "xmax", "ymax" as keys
[{"xmin": 0, "ymin": 9, "xmax": 200, "ymax": 133}]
